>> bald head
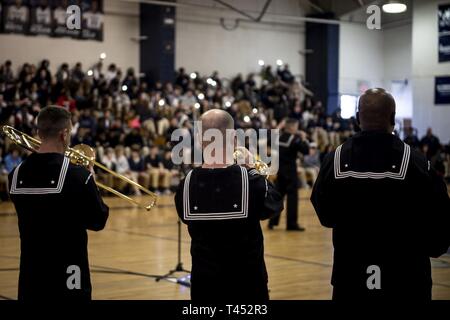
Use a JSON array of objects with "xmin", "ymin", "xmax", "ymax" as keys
[
  {"xmin": 358, "ymin": 88, "xmax": 396, "ymax": 132},
  {"xmin": 200, "ymin": 109, "xmax": 235, "ymax": 166},
  {"xmin": 201, "ymin": 109, "xmax": 234, "ymax": 135}
]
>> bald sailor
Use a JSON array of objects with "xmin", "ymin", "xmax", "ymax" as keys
[
  {"xmin": 174, "ymin": 109, "xmax": 283, "ymax": 302},
  {"xmin": 311, "ymin": 88, "xmax": 450, "ymax": 300}
]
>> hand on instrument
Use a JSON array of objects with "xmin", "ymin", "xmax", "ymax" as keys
[
  {"xmin": 234, "ymin": 147, "xmax": 255, "ymax": 169},
  {"xmin": 298, "ymin": 130, "xmax": 307, "ymax": 141},
  {"xmin": 277, "ymin": 119, "xmax": 286, "ymax": 130}
]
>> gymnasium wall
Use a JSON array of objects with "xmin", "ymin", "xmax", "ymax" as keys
[
  {"xmin": 0, "ymin": 0, "xmax": 140, "ymax": 75},
  {"xmin": 412, "ymin": 0, "xmax": 450, "ymax": 141},
  {"xmin": 383, "ymin": 23, "xmax": 413, "ymax": 120},
  {"xmin": 339, "ymin": 21, "xmax": 384, "ymax": 96},
  {"xmin": 338, "ymin": 9, "xmax": 413, "ymax": 122},
  {"xmin": 383, "ymin": 24, "xmax": 412, "ymax": 88},
  {"xmin": 175, "ymin": 0, "xmax": 306, "ymax": 80}
]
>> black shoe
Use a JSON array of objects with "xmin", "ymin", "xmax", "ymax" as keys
[
  {"xmin": 268, "ymin": 224, "xmax": 275, "ymax": 230},
  {"xmin": 287, "ymin": 225, "xmax": 305, "ymax": 232}
]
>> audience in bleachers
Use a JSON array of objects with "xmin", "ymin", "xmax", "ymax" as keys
[{"xmin": 0, "ymin": 58, "xmax": 448, "ymax": 199}]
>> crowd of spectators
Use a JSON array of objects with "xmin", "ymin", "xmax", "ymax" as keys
[{"xmin": 0, "ymin": 58, "xmax": 449, "ymax": 198}]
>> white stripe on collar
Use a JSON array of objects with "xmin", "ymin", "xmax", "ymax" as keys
[
  {"xmin": 279, "ymin": 135, "xmax": 294, "ymax": 148},
  {"xmin": 10, "ymin": 157, "xmax": 70, "ymax": 194},
  {"xmin": 183, "ymin": 167, "xmax": 249, "ymax": 220},
  {"xmin": 333, "ymin": 142, "xmax": 411, "ymax": 180},
  {"xmin": 85, "ymin": 173, "xmax": 93, "ymax": 185}
]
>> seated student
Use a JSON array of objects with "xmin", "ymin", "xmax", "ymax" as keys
[
  {"xmin": 114, "ymin": 145, "xmax": 140, "ymax": 196},
  {"xmin": 99, "ymin": 147, "xmax": 116, "ymax": 188},
  {"xmin": 128, "ymin": 149, "xmax": 149, "ymax": 192},
  {"xmin": 145, "ymin": 146, "xmax": 169, "ymax": 194},
  {"xmin": 161, "ymin": 149, "xmax": 177, "ymax": 194},
  {"xmin": 297, "ymin": 159, "xmax": 309, "ymax": 189},
  {"xmin": 4, "ymin": 148, "xmax": 22, "ymax": 174},
  {"xmin": 303, "ymin": 143, "xmax": 320, "ymax": 185}
]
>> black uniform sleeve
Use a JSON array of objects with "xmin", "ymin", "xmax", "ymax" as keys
[
  {"xmin": 423, "ymin": 166, "xmax": 450, "ymax": 258},
  {"xmin": 310, "ymin": 152, "xmax": 337, "ymax": 228},
  {"xmin": 80, "ymin": 172, "xmax": 109, "ymax": 231},
  {"xmin": 292, "ymin": 136, "xmax": 310, "ymax": 155},
  {"xmin": 7, "ymin": 170, "xmax": 13, "ymax": 194},
  {"xmin": 174, "ymin": 177, "xmax": 186, "ymax": 223},
  {"xmin": 249, "ymin": 170, "xmax": 283, "ymax": 220}
]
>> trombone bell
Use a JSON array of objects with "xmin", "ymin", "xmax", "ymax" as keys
[{"xmin": 67, "ymin": 144, "xmax": 95, "ymax": 167}]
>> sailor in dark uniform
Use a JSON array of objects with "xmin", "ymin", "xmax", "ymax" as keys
[
  {"xmin": 311, "ymin": 88, "xmax": 450, "ymax": 300},
  {"xmin": 8, "ymin": 106, "xmax": 109, "ymax": 301},
  {"xmin": 269, "ymin": 118, "xmax": 309, "ymax": 231},
  {"xmin": 174, "ymin": 109, "xmax": 283, "ymax": 301}
]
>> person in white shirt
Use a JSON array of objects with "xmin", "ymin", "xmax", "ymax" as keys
[
  {"xmin": 7, "ymin": 0, "xmax": 29, "ymax": 23},
  {"xmin": 83, "ymin": 1, "xmax": 103, "ymax": 30},
  {"xmin": 99, "ymin": 147, "xmax": 117, "ymax": 188},
  {"xmin": 102, "ymin": 148, "xmax": 117, "ymax": 170},
  {"xmin": 114, "ymin": 146, "xmax": 141, "ymax": 195},
  {"xmin": 105, "ymin": 64, "xmax": 118, "ymax": 84},
  {"xmin": 35, "ymin": 2, "xmax": 51, "ymax": 25},
  {"xmin": 53, "ymin": 0, "xmax": 68, "ymax": 26}
]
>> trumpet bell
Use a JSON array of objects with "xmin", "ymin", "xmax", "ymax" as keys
[
  {"xmin": 255, "ymin": 160, "xmax": 269, "ymax": 176},
  {"xmin": 233, "ymin": 148, "xmax": 270, "ymax": 177}
]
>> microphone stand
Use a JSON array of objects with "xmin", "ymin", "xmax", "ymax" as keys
[{"xmin": 155, "ymin": 218, "xmax": 190, "ymax": 283}]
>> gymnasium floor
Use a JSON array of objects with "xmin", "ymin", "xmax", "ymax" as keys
[{"xmin": 0, "ymin": 189, "xmax": 449, "ymax": 300}]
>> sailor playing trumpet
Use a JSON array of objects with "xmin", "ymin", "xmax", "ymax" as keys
[{"xmin": 174, "ymin": 109, "xmax": 283, "ymax": 302}]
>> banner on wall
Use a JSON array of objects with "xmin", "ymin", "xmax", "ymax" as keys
[
  {"xmin": 3, "ymin": 0, "xmax": 30, "ymax": 34},
  {"xmin": 29, "ymin": 0, "xmax": 52, "ymax": 36},
  {"xmin": 435, "ymin": 76, "xmax": 450, "ymax": 105},
  {"xmin": 53, "ymin": 0, "xmax": 80, "ymax": 38},
  {"xmin": 80, "ymin": 0, "xmax": 103, "ymax": 41},
  {"xmin": 438, "ymin": 3, "xmax": 450, "ymax": 62},
  {"xmin": 0, "ymin": 0, "xmax": 103, "ymax": 41},
  {"xmin": 0, "ymin": 1, "xmax": 3, "ymax": 33}
]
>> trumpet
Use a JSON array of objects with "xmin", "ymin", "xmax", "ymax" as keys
[
  {"xmin": 233, "ymin": 147, "xmax": 270, "ymax": 177},
  {"xmin": 2, "ymin": 125, "xmax": 157, "ymax": 211}
]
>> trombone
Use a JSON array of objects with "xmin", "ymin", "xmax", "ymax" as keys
[{"xmin": 2, "ymin": 125, "xmax": 157, "ymax": 211}]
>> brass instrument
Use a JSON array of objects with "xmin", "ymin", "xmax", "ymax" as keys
[
  {"xmin": 2, "ymin": 125, "xmax": 157, "ymax": 211},
  {"xmin": 233, "ymin": 147, "xmax": 270, "ymax": 177}
]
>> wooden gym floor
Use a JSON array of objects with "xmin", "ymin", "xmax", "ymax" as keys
[{"xmin": 0, "ymin": 189, "xmax": 449, "ymax": 300}]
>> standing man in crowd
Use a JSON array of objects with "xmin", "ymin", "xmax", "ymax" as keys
[
  {"xmin": 420, "ymin": 128, "xmax": 441, "ymax": 161},
  {"xmin": 9, "ymin": 106, "xmax": 109, "ymax": 300},
  {"xmin": 269, "ymin": 118, "xmax": 309, "ymax": 231},
  {"xmin": 175, "ymin": 109, "xmax": 283, "ymax": 301},
  {"xmin": 311, "ymin": 88, "xmax": 450, "ymax": 300}
]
